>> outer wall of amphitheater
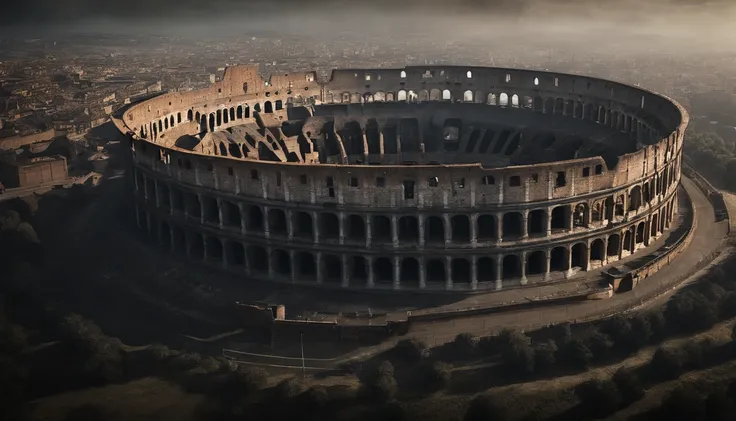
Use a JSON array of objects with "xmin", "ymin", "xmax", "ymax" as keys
[{"xmin": 117, "ymin": 65, "xmax": 688, "ymax": 293}]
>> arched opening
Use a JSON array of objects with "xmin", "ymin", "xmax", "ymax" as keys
[
  {"xmin": 248, "ymin": 246, "xmax": 268, "ymax": 273},
  {"xmin": 527, "ymin": 209, "xmax": 546, "ymax": 236},
  {"xmin": 347, "ymin": 215, "xmax": 365, "ymax": 242},
  {"xmin": 236, "ymin": 106, "xmax": 243, "ymax": 119},
  {"xmin": 502, "ymin": 212, "xmax": 523, "ymax": 239},
  {"xmin": 223, "ymin": 109, "xmax": 229, "ymax": 124},
  {"xmin": 475, "ymin": 91, "xmax": 484, "ymax": 104},
  {"xmin": 651, "ymin": 214, "xmax": 659, "ymax": 237},
  {"xmin": 373, "ymin": 257, "xmax": 393, "ymax": 284},
  {"xmin": 502, "ymin": 255, "xmax": 521, "ymax": 280},
  {"xmin": 612, "ymin": 196, "xmax": 622, "ymax": 218},
  {"xmin": 320, "ymin": 213, "xmax": 340, "ymax": 240},
  {"xmin": 226, "ymin": 241, "xmax": 245, "ymax": 268},
  {"xmin": 573, "ymin": 203, "xmax": 588, "ymax": 228},
  {"xmin": 452, "ymin": 259, "xmax": 471, "ymax": 283},
  {"xmin": 185, "ymin": 193, "xmax": 201, "ymax": 219},
  {"xmin": 591, "ymin": 201, "xmax": 603, "ymax": 222},
  {"xmin": 272, "ymin": 249, "xmax": 291, "ymax": 277},
  {"xmin": 590, "ymin": 239, "xmax": 605, "ymax": 265},
  {"xmin": 550, "ymin": 205, "xmax": 569, "ymax": 231},
  {"xmin": 275, "ymin": 100, "xmax": 283, "ymax": 110},
  {"xmin": 463, "ymin": 90, "xmax": 473, "ymax": 102},
  {"xmin": 397, "ymin": 90, "xmax": 407, "ymax": 101},
  {"xmin": 189, "ymin": 234, "xmax": 205, "ymax": 260},
  {"xmin": 477, "ymin": 257, "xmax": 495, "ymax": 282},
  {"xmin": 426, "ymin": 259, "xmax": 446, "ymax": 284},
  {"xmin": 451, "ymin": 215, "xmax": 470, "ymax": 243},
  {"xmin": 350, "ymin": 256, "xmax": 368, "ymax": 283},
  {"xmin": 187, "ymin": 109, "xmax": 193, "ymax": 121},
  {"xmin": 401, "ymin": 258, "xmax": 420, "ymax": 287},
  {"xmin": 205, "ymin": 237, "xmax": 223, "ymax": 262},
  {"xmin": 228, "ymin": 142, "xmax": 242, "ymax": 158},
  {"xmin": 268, "ymin": 208, "xmax": 288, "ymax": 237},
  {"xmin": 607, "ymin": 234, "xmax": 621, "ymax": 258},
  {"xmin": 526, "ymin": 250, "xmax": 546, "ymax": 276},
  {"xmin": 264, "ymin": 101, "xmax": 273, "ymax": 113},
  {"xmin": 296, "ymin": 252, "xmax": 316, "ymax": 280},
  {"xmin": 571, "ymin": 243, "xmax": 587, "ymax": 269},
  {"xmin": 417, "ymin": 89, "xmax": 429, "ymax": 102},
  {"xmin": 477, "ymin": 214, "xmax": 496, "ymax": 241},
  {"xmin": 222, "ymin": 201, "xmax": 241, "ymax": 228},
  {"xmin": 425, "ymin": 216, "xmax": 445, "ymax": 244},
  {"xmin": 550, "ymin": 247, "xmax": 568, "ymax": 272},
  {"xmin": 216, "ymin": 109, "xmax": 222, "ymax": 126},
  {"xmin": 398, "ymin": 216, "xmax": 419, "ymax": 244},
  {"xmin": 628, "ymin": 186, "xmax": 642, "ymax": 211},
  {"xmin": 487, "ymin": 93, "xmax": 497, "ymax": 105},
  {"xmin": 511, "ymin": 94, "xmax": 520, "ymax": 108},
  {"xmin": 200, "ymin": 115, "xmax": 207, "ymax": 133},
  {"xmin": 164, "ymin": 118, "xmax": 169, "ymax": 130},
  {"xmin": 208, "ymin": 114, "xmax": 215, "ymax": 132},
  {"xmin": 247, "ymin": 205, "xmax": 264, "ymax": 232},
  {"xmin": 442, "ymin": 90, "xmax": 451, "ymax": 101},
  {"xmin": 294, "ymin": 211, "xmax": 314, "ymax": 240},
  {"xmin": 322, "ymin": 254, "xmax": 342, "ymax": 283},
  {"xmin": 218, "ymin": 142, "xmax": 228, "ymax": 156},
  {"xmin": 202, "ymin": 196, "xmax": 220, "ymax": 225},
  {"xmin": 253, "ymin": 103, "xmax": 262, "ymax": 113},
  {"xmin": 623, "ymin": 230, "xmax": 634, "ymax": 253},
  {"xmin": 374, "ymin": 91, "xmax": 386, "ymax": 102},
  {"xmin": 499, "ymin": 93, "xmax": 509, "ymax": 107},
  {"xmin": 430, "ymin": 89, "xmax": 441, "ymax": 101},
  {"xmin": 636, "ymin": 222, "xmax": 646, "ymax": 244},
  {"xmin": 372, "ymin": 215, "xmax": 392, "ymax": 243}
]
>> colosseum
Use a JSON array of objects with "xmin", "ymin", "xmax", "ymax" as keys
[{"xmin": 115, "ymin": 65, "xmax": 687, "ymax": 294}]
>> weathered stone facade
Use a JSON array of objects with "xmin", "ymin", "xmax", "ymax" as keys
[{"xmin": 114, "ymin": 65, "xmax": 688, "ymax": 293}]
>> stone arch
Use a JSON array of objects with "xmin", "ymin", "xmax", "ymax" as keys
[
  {"xmin": 623, "ymin": 229, "xmax": 634, "ymax": 253},
  {"xmin": 511, "ymin": 94, "xmax": 520, "ymax": 108},
  {"xmin": 442, "ymin": 89, "xmax": 452, "ymax": 101},
  {"xmin": 187, "ymin": 109, "xmax": 193, "ymax": 121},
  {"xmin": 592, "ymin": 201, "xmax": 603, "ymax": 222},
  {"xmin": 571, "ymin": 242, "xmax": 587, "ymax": 269},
  {"xmin": 216, "ymin": 109, "xmax": 223, "ymax": 126},
  {"xmin": 499, "ymin": 93, "xmax": 509, "ymax": 107},
  {"xmin": 590, "ymin": 238, "xmax": 606, "ymax": 265},
  {"xmin": 293, "ymin": 211, "xmax": 314, "ymax": 240},
  {"xmin": 487, "ymin": 93, "xmax": 497, "ymax": 105},
  {"xmin": 426, "ymin": 258, "xmax": 446, "ymax": 284},
  {"xmin": 430, "ymin": 89, "xmax": 441, "ymax": 101},
  {"xmin": 636, "ymin": 222, "xmax": 646, "ymax": 244},
  {"xmin": 451, "ymin": 215, "xmax": 470, "ymax": 242},
  {"xmin": 475, "ymin": 91, "xmax": 484, "ymax": 104},
  {"xmin": 607, "ymin": 233, "xmax": 621, "ymax": 257},
  {"xmin": 218, "ymin": 142, "xmax": 228, "ymax": 156},
  {"xmin": 614, "ymin": 195, "xmax": 624, "ymax": 217},
  {"xmin": 189, "ymin": 233, "xmax": 204, "ymax": 260},
  {"xmin": 418, "ymin": 89, "xmax": 429, "ymax": 102},
  {"xmin": 223, "ymin": 109, "xmax": 229, "ymax": 124},
  {"xmin": 268, "ymin": 208, "xmax": 288, "ymax": 237},
  {"xmin": 247, "ymin": 245, "xmax": 268, "ymax": 272},
  {"xmin": 202, "ymin": 196, "xmax": 220, "ymax": 225},
  {"xmin": 463, "ymin": 90, "xmax": 473, "ymax": 102},
  {"xmin": 347, "ymin": 215, "xmax": 365, "ymax": 242},
  {"xmin": 296, "ymin": 251, "xmax": 316, "ymax": 280},
  {"xmin": 573, "ymin": 203, "xmax": 588, "ymax": 228},
  {"xmin": 550, "ymin": 205, "xmax": 570, "ymax": 231},
  {"xmin": 320, "ymin": 213, "xmax": 340, "ymax": 240},
  {"xmin": 373, "ymin": 257, "xmax": 393, "ymax": 284},
  {"xmin": 477, "ymin": 257, "xmax": 495, "ymax": 282},
  {"xmin": 350, "ymin": 256, "xmax": 368, "ymax": 283},
  {"xmin": 401, "ymin": 258, "xmax": 420, "ymax": 286},
  {"xmin": 398, "ymin": 215, "xmax": 419, "ymax": 244},
  {"xmin": 452, "ymin": 258, "xmax": 471, "ymax": 283},
  {"xmin": 425, "ymin": 216, "xmax": 445, "ymax": 244},
  {"xmin": 397, "ymin": 90, "xmax": 407, "ymax": 101},
  {"xmin": 564, "ymin": 100, "xmax": 574, "ymax": 116},
  {"xmin": 502, "ymin": 254, "xmax": 521, "ymax": 280},
  {"xmin": 526, "ymin": 250, "xmax": 546, "ymax": 276},
  {"xmin": 527, "ymin": 209, "xmax": 546, "ymax": 236},
  {"xmin": 372, "ymin": 215, "xmax": 392, "ymax": 243},
  {"xmin": 502, "ymin": 212, "xmax": 523, "ymax": 238},
  {"xmin": 374, "ymin": 91, "xmax": 386, "ymax": 102},
  {"xmin": 236, "ymin": 105, "xmax": 243, "ymax": 119},
  {"xmin": 228, "ymin": 142, "xmax": 242, "ymax": 158},
  {"xmin": 208, "ymin": 114, "xmax": 215, "ymax": 132},
  {"xmin": 554, "ymin": 98, "xmax": 564, "ymax": 114},
  {"xmin": 522, "ymin": 95, "xmax": 533, "ymax": 109},
  {"xmin": 550, "ymin": 246, "xmax": 569, "ymax": 272},
  {"xmin": 628, "ymin": 185, "xmax": 642, "ymax": 211},
  {"xmin": 225, "ymin": 241, "xmax": 245, "ymax": 268},
  {"xmin": 651, "ymin": 213, "xmax": 659, "ymax": 237},
  {"xmin": 543, "ymin": 97, "xmax": 554, "ymax": 114},
  {"xmin": 272, "ymin": 249, "xmax": 291, "ymax": 277},
  {"xmin": 264, "ymin": 101, "xmax": 273, "ymax": 113},
  {"xmin": 322, "ymin": 254, "xmax": 342, "ymax": 283},
  {"xmin": 477, "ymin": 214, "xmax": 496, "ymax": 240}
]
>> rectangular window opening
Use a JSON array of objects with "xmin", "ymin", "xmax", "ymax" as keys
[
  {"xmin": 251, "ymin": 169, "xmax": 259, "ymax": 180},
  {"xmin": 349, "ymin": 177, "xmax": 359, "ymax": 187},
  {"xmin": 509, "ymin": 176, "xmax": 521, "ymax": 187},
  {"xmin": 428, "ymin": 176, "xmax": 439, "ymax": 187},
  {"xmin": 582, "ymin": 167, "xmax": 590, "ymax": 177},
  {"xmin": 276, "ymin": 172, "xmax": 282, "ymax": 187},
  {"xmin": 556, "ymin": 171, "xmax": 567, "ymax": 187},
  {"xmin": 595, "ymin": 164, "xmax": 603, "ymax": 175},
  {"xmin": 300, "ymin": 174, "xmax": 308, "ymax": 185},
  {"xmin": 403, "ymin": 180, "xmax": 415, "ymax": 199},
  {"xmin": 376, "ymin": 177, "xmax": 385, "ymax": 187}
]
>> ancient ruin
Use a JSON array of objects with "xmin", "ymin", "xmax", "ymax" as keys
[{"xmin": 115, "ymin": 65, "xmax": 687, "ymax": 293}]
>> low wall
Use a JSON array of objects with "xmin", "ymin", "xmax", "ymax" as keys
[{"xmin": 0, "ymin": 129, "xmax": 56, "ymax": 151}]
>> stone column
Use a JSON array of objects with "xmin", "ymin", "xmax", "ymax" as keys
[
  {"xmin": 391, "ymin": 215, "xmax": 399, "ymax": 248},
  {"xmin": 521, "ymin": 210, "xmax": 529, "ymax": 239},
  {"xmin": 471, "ymin": 256, "xmax": 478, "ymax": 290},
  {"xmin": 338, "ymin": 212, "xmax": 346, "ymax": 245},
  {"xmin": 444, "ymin": 214, "xmax": 452, "ymax": 246},
  {"xmin": 419, "ymin": 258, "xmax": 426, "ymax": 289},
  {"xmin": 445, "ymin": 256, "xmax": 453, "ymax": 290},
  {"xmin": 567, "ymin": 205, "xmax": 574, "ymax": 231},
  {"xmin": 520, "ymin": 251, "xmax": 528, "ymax": 285},
  {"xmin": 342, "ymin": 255, "xmax": 350, "ymax": 288},
  {"xmin": 312, "ymin": 211, "xmax": 320, "ymax": 244},
  {"xmin": 315, "ymin": 251, "xmax": 323, "ymax": 284},
  {"xmin": 365, "ymin": 216, "xmax": 372, "ymax": 248},
  {"xmin": 544, "ymin": 249, "xmax": 551, "ymax": 281},
  {"xmin": 221, "ymin": 238, "xmax": 229, "ymax": 269},
  {"xmin": 286, "ymin": 209, "xmax": 294, "ymax": 240},
  {"xmin": 470, "ymin": 214, "xmax": 478, "ymax": 246},
  {"xmin": 154, "ymin": 180, "xmax": 161, "ymax": 208},
  {"xmin": 263, "ymin": 206, "xmax": 271, "ymax": 239},
  {"xmin": 198, "ymin": 194, "xmax": 205, "ymax": 224},
  {"xmin": 496, "ymin": 213, "xmax": 503, "ymax": 243},
  {"xmin": 216, "ymin": 198, "xmax": 224, "ymax": 229},
  {"xmin": 238, "ymin": 203, "xmax": 246, "ymax": 234},
  {"xmin": 393, "ymin": 257, "xmax": 401, "ymax": 290},
  {"xmin": 495, "ymin": 254, "xmax": 503, "ymax": 290},
  {"xmin": 267, "ymin": 247, "xmax": 275, "ymax": 279},
  {"xmin": 546, "ymin": 207, "xmax": 553, "ymax": 236},
  {"xmin": 366, "ymin": 256, "xmax": 375, "ymax": 288},
  {"xmin": 418, "ymin": 216, "xmax": 425, "ymax": 247},
  {"xmin": 290, "ymin": 250, "xmax": 297, "ymax": 282}
]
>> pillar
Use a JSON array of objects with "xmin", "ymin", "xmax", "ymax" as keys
[
  {"xmin": 220, "ymin": 238, "xmax": 228, "ymax": 269},
  {"xmin": 470, "ymin": 214, "xmax": 478, "ymax": 246},
  {"xmin": 216, "ymin": 198, "xmax": 224, "ymax": 229},
  {"xmin": 471, "ymin": 256, "xmax": 478, "ymax": 290},
  {"xmin": 544, "ymin": 249, "xmax": 551, "ymax": 281},
  {"xmin": 520, "ymin": 251, "xmax": 528, "ymax": 285},
  {"xmin": 419, "ymin": 258, "xmax": 426, "ymax": 289},
  {"xmin": 365, "ymin": 217, "xmax": 372, "ymax": 248},
  {"xmin": 393, "ymin": 257, "xmax": 401, "ymax": 290},
  {"xmin": 263, "ymin": 206, "xmax": 271, "ymax": 239},
  {"xmin": 315, "ymin": 251, "xmax": 323, "ymax": 284},
  {"xmin": 290, "ymin": 250, "xmax": 297, "ymax": 282},
  {"xmin": 495, "ymin": 254, "xmax": 503, "ymax": 290},
  {"xmin": 286, "ymin": 209, "xmax": 294, "ymax": 240},
  {"xmin": 198, "ymin": 194, "xmax": 205, "ymax": 224},
  {"xmin": 391, "ymin": 215, "xmax": 399, "ymax": 248},
  {"xmin": 367, "ymin": 256, "xmax": 375, "ymax": 288},
  {"xmin": 342, "ymin": 255, "xmax": 350, "ymax": 288},
  {"xmin": 495, "ymin": 213, "xmax": 503, "ymax": 243},
  {"xmin": 312, "ymin": 211, "xmax": 320, "ymax": 244},
  {"xmin": 521, "ymin": 210, "xmax": 529, "ymax": 239},
  {"xmin": 445, "ymin": 256, "xmax": 453, "ymax": 290},
  {"xmin": 443, "ymin": 214, "xmax": 452, "ymax": 246},
  {"xmin": 154, "ymin": 180, "xmax": 161, "ymax": 208},
  {"xmin": 238, "ymin": 203, "xmax": 246, "ymax": 234},
  {"xmin": 339, "ymin": 212, "xmax": 345, "ymax": 245},
  {"xmin": 567, "ymin": 205, "xmax": 574, "ymax": 231},
  {"xmin": 267, "ymin": 247, "xmax": 275, "ymax": 279},
  {"xmin": 418, "ymin": 215, "xmax": 425, "ymax": 246}
]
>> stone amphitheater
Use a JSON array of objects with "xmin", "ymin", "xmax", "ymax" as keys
[{"xmin": 114, "ymin": 64, "xmax": 687, "ymax": 294}]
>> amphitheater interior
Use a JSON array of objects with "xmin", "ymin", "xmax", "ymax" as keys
[{"xmin": 114, "ymin": 65, "xmax": 688, "ymax": 293}]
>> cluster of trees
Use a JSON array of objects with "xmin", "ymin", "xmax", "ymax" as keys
[{"xmin": 683, "ymin": 130, "xmax": 736, "ymax": 190}]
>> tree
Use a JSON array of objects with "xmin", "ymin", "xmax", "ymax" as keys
[
  {"xmin": 420, "ymin": 361, "xmax": 452, "ymax": 393},
  {"xmin": 705, "ymin": 389, "xmax": 736, "ymax": 421},
  {"xmin": 725, "ymin": 158, "xmax": 736, "ymax": 191},
  {"xmin": 360, "ymin": 360, "xmax": 395, "ymax": 385},
  {"xmin": 298, "ymin": 386, "xmax": 330, "ymax": 411},
  {"xmin": 657, "ymin": 384, "xmax": 705, "ymax": 421},
  {"xmin": 575, "ymin": 378, "xmax": 621, "ymax": 418},
  {"xmin": 464, "ymin": 394, "xmax": 510, "ymax": 421},
  {"xmin": 612, "ymin": 366, "xmax": 645, "ymax": 404},
  {"xmin": 560, "ymin": 337, "xmax": 592, "ymax": 369},
  {"xmin": 275, "ymin": 377, "xmax": 305, "ymax": 400},
  {"xmin": 498, "ymin": 329, "xmax": 535, "ymax": 374},
  {"xmin": 533, "ymin": 340, "xmax": 558, "ymax": 373},
  {"xmin": 649, "ymin": 347, "xmax": 686, "ymax": 380},
  {"xmin": 586, "ymin": 330, "xmax": 614, "ymax": 360},
  {"xmin": 630, "ymin": 313, "xmax": 653, "ymax": 349},
  {"xmin": 394, "ymin": 338, "xmax": 429, "ymax": 361},
  {"xmin": 453, "ymin": 333, "xmax": 480, "ymax": 358},
  {"xmin": 360, "ymin": 372, "xmax": 398, "ymax": 403}
]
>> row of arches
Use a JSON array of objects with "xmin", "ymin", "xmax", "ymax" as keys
[
  {"xmin": 136, "ymin": 172, "xmax": 678, "ymax": 248},
  {"xmin": 135, "ymin": 203, "xmax": 676, "ymax": 290},
  {"xmin": 323, "ymin": 90, "xmax": 657, "ymax": 140}
]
